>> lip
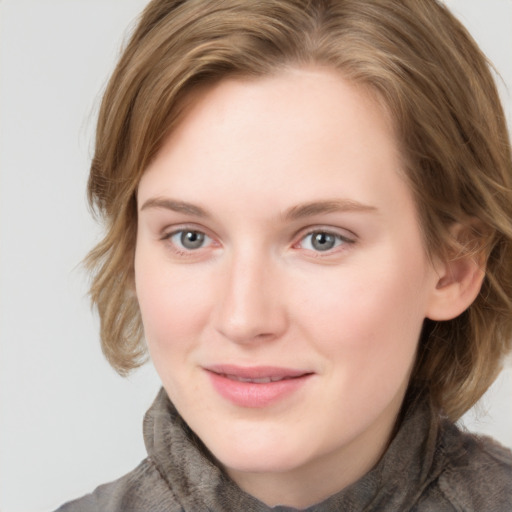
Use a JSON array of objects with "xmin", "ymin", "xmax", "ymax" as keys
[{"xmin": 204, "ymin": 365, "xmax": 313, "ymax": 408}]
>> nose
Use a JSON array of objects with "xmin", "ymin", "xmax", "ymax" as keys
[{"xmin": 213, "ymin": 250, "xmax": 288, "ymax": 345}]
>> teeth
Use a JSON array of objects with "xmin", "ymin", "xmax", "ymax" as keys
[{"xmin": 225, "ymin": 374, "xmax": 286, "ymax": 383}]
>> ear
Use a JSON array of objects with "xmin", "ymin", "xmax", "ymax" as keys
[{"xmin": 426, "ymin": 226, "xmax": 487, "ymax": 321}]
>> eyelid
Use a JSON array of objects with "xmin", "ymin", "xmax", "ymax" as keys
[
  {"xmin": 294, "ymin": 224, "xmax": 357, "ymax": 241},
  {"xmin": 160, "ymin": 222, "xmax": 211, "ymax": 240},
  {"xmin": 160, "ymin": 224, "xmax": 219, "ymax": 254},
  {"xmin": 293, "ymin": 226, "xmax": 357, "ymax": 253}
]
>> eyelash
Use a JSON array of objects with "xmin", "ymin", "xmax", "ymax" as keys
[
  {"xmin": 294, "ymin": 229, "xmax": 355, "ymax": 255},
  {"xmin": 161, "ymin": 226, "xmax": 356, "ymax": 257},
  {"xmin": 161, "ymin": 227, "xmax": 215, "ymax": 255}
]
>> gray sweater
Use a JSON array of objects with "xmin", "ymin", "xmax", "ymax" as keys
[{"xmin": 56, "ymin": 388, "xmax": 512, "ymax": 511}]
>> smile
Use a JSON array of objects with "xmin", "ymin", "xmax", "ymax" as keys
[
  {"xmin": 221, "ymin": 374, "xmax": 298, "ymax": 383},
  {"xmin": 204, "ymin": 365, "xmax": 313, "ymax": 408}
]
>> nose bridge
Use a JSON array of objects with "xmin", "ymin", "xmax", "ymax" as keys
[{"xmin": 214, "ymin": 244, "xmax": 286, "ymax": 344}]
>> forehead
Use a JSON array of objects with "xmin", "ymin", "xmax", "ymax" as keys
[{"xmin": 138, "ymin": 67, "xmax": 414, "ymax": 226}]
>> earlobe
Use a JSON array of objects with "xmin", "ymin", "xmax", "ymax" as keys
[{"xmin": 426, "ymin": 252, "xmax": 485, "ymax": 321}]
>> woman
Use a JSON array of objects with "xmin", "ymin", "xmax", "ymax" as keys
[{"xmin": 58, "ymin": 0, "xmax": 512, "ymax": 510}]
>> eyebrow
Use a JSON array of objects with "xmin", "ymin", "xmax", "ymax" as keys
[
  {"xmin": 283, "ymin": 199, "xmax": 378, "ymax": 221},
  {"xmin": 139, "ymin": 197, "xmax": 377, "ymax": 219},
  {"xmin": 140, "ymin": 197, "xmax": 209, "ymax": 217}
]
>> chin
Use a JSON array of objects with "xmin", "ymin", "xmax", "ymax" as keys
[
  {"xmin": 218, "ymin": 448, "xmax": 306, "ymax": 475},
  {"xmin": 201, "ymin": 426, "xmax": 314, "ymax": 474}
]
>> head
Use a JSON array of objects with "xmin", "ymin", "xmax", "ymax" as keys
[{"xmin": 87, "ymin": 0, "xmax": 512, "ymax": 425}]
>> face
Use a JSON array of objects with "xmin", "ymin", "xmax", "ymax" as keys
[{"xmin": 135, "ymin": 68, "xmax": 442, "ymax": 506}]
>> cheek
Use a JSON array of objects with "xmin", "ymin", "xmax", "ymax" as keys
[
  {"xmin": 290, "ymin": 251, "xmax": 430, "ymax": 369},
  {"xmin": 134, "ymin": 249, "xmax": 213, "ymax": 359}
]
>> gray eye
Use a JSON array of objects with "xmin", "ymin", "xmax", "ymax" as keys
[
  {"xmin": 311, "ymin": 232, "xmax": 337, "ymax": 251},
  {"xmin": 179, "ymin": 230, "xmax": 206, "ymax": 249},
  {"xmin": 299, "ymin": 231, "xmax": 345, "ymax": 252}
]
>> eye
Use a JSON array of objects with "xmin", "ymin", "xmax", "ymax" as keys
[
  {"xmin": 299, "ymin": 230, "xmax": 351, "ymax": 252},
  {"xmin": 168, "ymin": 229, "xmax": 212, "ymax": 251}
]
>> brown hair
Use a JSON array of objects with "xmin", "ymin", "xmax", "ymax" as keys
[{"xmin": 86, "ymin": 0, "xmax": 512, "ymax": 420}]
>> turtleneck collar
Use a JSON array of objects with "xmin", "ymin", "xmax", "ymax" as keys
[{"xmin": 143, "ymin": 388, "xmax": 443, "ymax": 511}]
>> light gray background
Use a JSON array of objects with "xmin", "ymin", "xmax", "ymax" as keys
[{"xmin": 0, "ymin": 1, "xmax": 511, "ymax": 511}]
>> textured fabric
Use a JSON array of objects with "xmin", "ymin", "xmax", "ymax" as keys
[{"xmin": 56, "ymin": 388, "xmax": 512, "ymax": 511}]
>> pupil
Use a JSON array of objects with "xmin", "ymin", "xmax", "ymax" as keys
[
  {"xmin": 181, "ymin": 231, "xmax": 204, "ymax": 249},
  {"xmin": 312, "ymin": 232, "xmax": 335, "ymax": 251}
]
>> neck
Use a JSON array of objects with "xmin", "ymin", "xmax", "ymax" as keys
[{"xmin": 226, "ymin": 400, "xmax": 402, "ymax": 509}]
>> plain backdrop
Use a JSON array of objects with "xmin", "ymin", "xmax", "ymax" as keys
[{"xmin": 0, "ymin": 1, "xmax": 511, "ymax": 511}]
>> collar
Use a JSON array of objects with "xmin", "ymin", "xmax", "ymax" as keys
[{"xmin": 143, "ymin": 388, "xmax": 443, "ymax": 511}]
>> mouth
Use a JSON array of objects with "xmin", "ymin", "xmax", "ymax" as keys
[
  {"xmin": 219, "ymin": 374, "xmax": 296, "ymax": 384},
  {"xmin": 206, "ymin": 364, "xmax": 312, "ymax": 381},
  {"xmin": 204, "ymin": 365, "xmax": 314, "ymax": 408}
]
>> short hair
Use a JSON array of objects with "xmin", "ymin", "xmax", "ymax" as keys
[{"xmin": 86, "ymin": 0, "xmax": 512, "ymax": 420}]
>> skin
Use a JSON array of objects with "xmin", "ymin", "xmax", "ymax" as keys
[{"xmin": 134, "ymin": 67, "xmax": 454, "ymax": 508}]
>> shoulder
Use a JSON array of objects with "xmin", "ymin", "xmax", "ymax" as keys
[
  {"xmin": 427, "ymin": 422, "xmax": 512, "ymax": 512},
  {"xmin": 54, "ymin": 458, "xmax": 183, "ymax": 512}
]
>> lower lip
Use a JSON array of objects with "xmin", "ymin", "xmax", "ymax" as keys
[{"xmin": 206, "ymin": 371, "xmax": 311, "ymax": 408}]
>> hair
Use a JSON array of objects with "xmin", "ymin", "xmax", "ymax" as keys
[{"xmin": 86, "ymin": 0, "xmax": 512, "ymax": 420}]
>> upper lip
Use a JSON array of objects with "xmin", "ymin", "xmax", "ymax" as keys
[{"xmin": 204, "ymin": 364, "xmax": 313, "ymax": 380}]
